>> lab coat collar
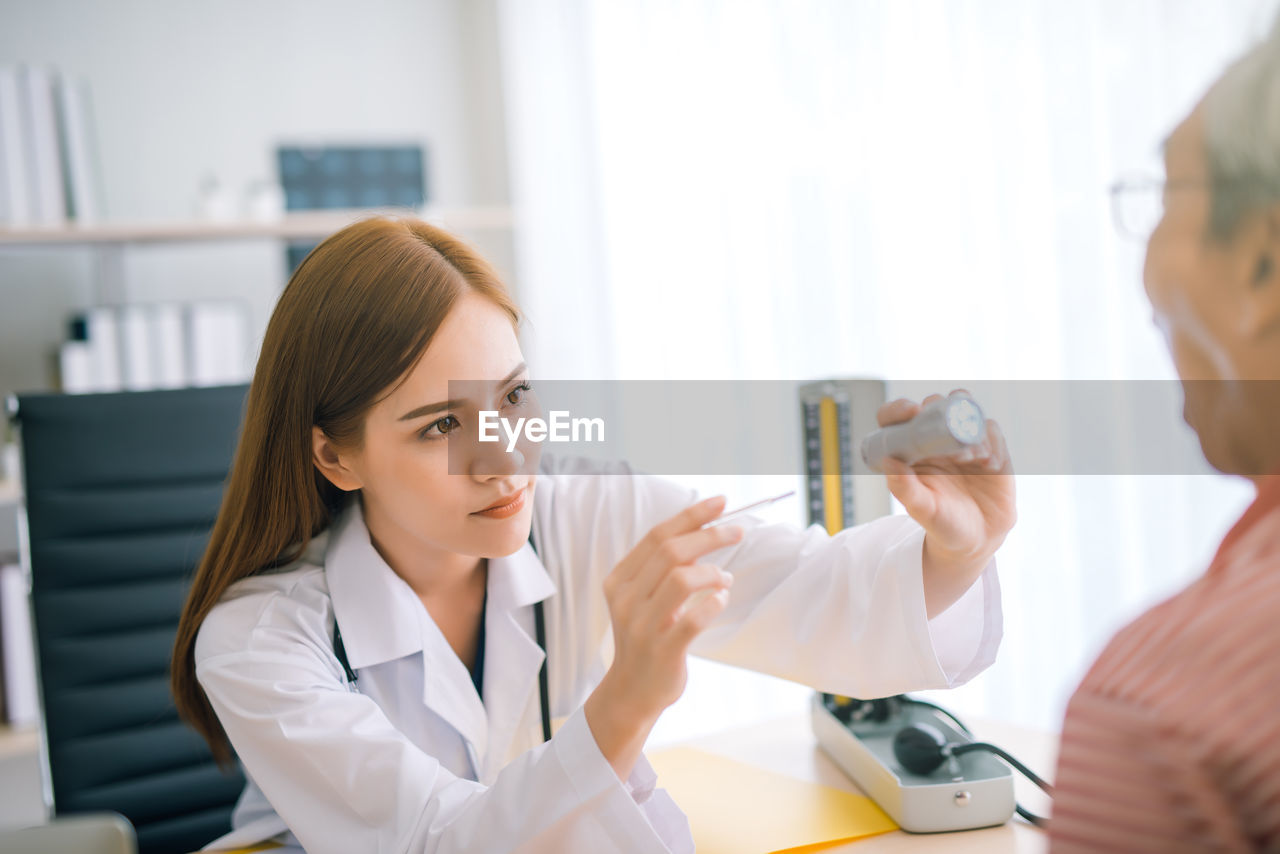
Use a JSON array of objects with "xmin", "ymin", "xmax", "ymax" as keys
[
  {"xmin": 325, "ymin": 500, "xmax": 558, "ymax": 664},
  {"xmin": 324, "ymin": 500, "xmax": 424, "ymax": 671},
  {"xmin": 324, "ymin": 499, "xmax": 557, "ymax": 774},
  {"xmin": 480, "ymin": 541, "xmax": 557, "ymax": 779},
  {"xmin": 488, "ymin": 537, "xmax": 557, "ymax": 612}
]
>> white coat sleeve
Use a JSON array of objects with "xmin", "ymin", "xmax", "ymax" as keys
[
  {"xmin": 696, "ymin": 513, "xmax": 1002, "ymax": 696},
  {"xmin": 543, "ymin": 457, "xmax": 1001, "ymax": 698},
  {"xmin": 195, "ymin": 590, "xmax": 692, "ymax": 854}
]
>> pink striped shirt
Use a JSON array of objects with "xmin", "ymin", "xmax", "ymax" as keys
[{"xmin": 1049, "ymin": 474, "xmax": 1280, "ymax": 853}]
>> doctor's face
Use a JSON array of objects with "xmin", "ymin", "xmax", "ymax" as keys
[{"xmin": 341, "ymin": 293, "xmax": 539, "ymax": 561}]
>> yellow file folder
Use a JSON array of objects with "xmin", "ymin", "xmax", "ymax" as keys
[
  {"xmin": 649, "ymin": 747, "xmax": 897, "ymax": 854},
  {"xmin": 208, "ymin": 749, "xmax": 896, "ymax": 854}
]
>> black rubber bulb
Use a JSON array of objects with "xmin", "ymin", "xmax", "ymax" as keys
[{"xmin": 893, "ymin": 722, "xmax": 950, "ymax": 775}]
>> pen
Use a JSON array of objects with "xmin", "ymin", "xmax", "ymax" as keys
[{"xmin": 706, "ymin": 489, "xmax": 796, "ymax": 526}]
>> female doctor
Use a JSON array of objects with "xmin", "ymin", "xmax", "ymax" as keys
[{"xmin": 171, "ymin": 217, "xmax": 1014, "ymax": 854}]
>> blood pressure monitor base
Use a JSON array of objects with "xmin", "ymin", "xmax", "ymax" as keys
[{"xmin": 810, "ymin": 694, "xmax": 1016, "ymax": 833}]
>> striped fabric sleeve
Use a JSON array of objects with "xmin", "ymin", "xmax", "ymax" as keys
[{"xmin": 1049, "ymin": 691, "xmax": 1254, "ymax": 853}]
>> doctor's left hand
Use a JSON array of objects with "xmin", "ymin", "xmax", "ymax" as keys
[{"xmin": 876, "ymin": 391, "xmax": 1015, "ymax": 619}]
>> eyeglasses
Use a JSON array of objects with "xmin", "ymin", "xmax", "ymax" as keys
[
  {"xmin": 1109, "ymin": 175, "xmax": 1220, "ymax": 242},
  {"xmin": 1109, "ymin": 175, "xmax": 1166, "ymax": 242}
]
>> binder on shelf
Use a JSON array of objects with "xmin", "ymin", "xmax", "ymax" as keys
[
  {"xmin": 58, "ymin": 340, "xmax": 93, "ymax": 393},
  {"xmin": 152, "ymin": 302, "xmax": 188, "ymax": 388},
  {"xmin": 59, "ymin": 301, "xmax": 252, "ymax": 394},
  {"xmin": 18, "ymin": 64, "xmax": 66, "ymax": 225},
  {"xmin": 798, "ymin": 378, "xmax": 891, "ymax": 534},
  {"xmin": 85, "ymin": 306, "xmax": 122, "ymax": 392},
  {"xmin": 54, "ymin": 73, "xmax": 101, "ymax": 223},
  {"xmin": 188, "ymin": 301, "xmax": 250, "ymax": 387},
  {"xmin": 0, "ymin": 66, "xmax": 31, "ymax": 225},
  {"xmin": 119, "ymin": 304, "xmax": 156, "ymax": 390}
]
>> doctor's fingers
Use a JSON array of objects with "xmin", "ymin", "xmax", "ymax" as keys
[
  {"xmin": 604, "ymin": 526, "xmax": 738, "ymax": 624},
  {"xmin": 878, "ymin": 390, "xmax": 976, "ymax": 428},
  {"xmin": 876, "ymin": 398, "xmax": 921, "ymax": 428},
  {"xmin": 670, "ymin": 587, "xmax": 731, "ymax": 648},
  {"xmin": 618, "ymin": 495, "xmax": 729, "ymax": 584},
  {"xmin": 645, "ymin": 563, "xmax": 733, "ymax": 629},
  {"xmin": 632, "ymin": 525, "xmax": 744, "ymax": 600}
]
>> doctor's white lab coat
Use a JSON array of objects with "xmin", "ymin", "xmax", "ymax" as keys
[{"xmin": 194, "ymin": 455, "xmax": 1002, "ymax": 854}]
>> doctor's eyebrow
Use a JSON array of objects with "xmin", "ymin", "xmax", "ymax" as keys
[{"xmin": 397, "ymin": 362, "xmax": 528, "ymax": 421}]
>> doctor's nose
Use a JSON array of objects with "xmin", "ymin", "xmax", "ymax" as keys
[{"xmin": 466, "ymin": 432, "xmax": 537, "ymax": 479}]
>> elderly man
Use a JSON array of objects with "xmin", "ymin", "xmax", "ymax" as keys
[{"xmin": 1048, "ymin": 19, "xmax": 1280, "ymax": 854}]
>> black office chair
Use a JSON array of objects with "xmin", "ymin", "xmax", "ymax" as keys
[{"xmin": 9, "ymin": 385, "xmax": 250, "ymax": 854}]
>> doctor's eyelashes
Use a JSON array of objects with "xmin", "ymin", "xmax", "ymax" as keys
[{"xmin": 504, "ymin": 381, "xmax": 534, "ymax": 406}]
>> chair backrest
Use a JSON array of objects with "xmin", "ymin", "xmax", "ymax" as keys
[{"xmin": 12, "ymin": 386, "xmax": 250, "ymax": 854}]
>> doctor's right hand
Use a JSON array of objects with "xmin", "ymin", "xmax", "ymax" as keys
[{"xmin": 584, "ymin": 495, "xmax": 743, "ymax": 781}]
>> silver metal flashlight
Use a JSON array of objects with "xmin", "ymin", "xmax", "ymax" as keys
[{"xmin": 860, "ymin": 393, "xmax": 986, "ymax": 473}]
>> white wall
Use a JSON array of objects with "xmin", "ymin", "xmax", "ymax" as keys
[{"xmin": 0, "ymin": 0, "xmax": 511, "ymax": 401}]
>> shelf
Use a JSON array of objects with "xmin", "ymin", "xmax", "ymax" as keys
[{"xmin": 0, "ymin": 206, "xmax": 514, "ymax": 247}]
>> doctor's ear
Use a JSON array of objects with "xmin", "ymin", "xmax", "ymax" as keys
[{"xmin": 311, "ymin": 426, "xmax": 364, "ymax": 491}]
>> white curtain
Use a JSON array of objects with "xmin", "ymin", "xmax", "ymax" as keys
[{"xmin": 498, "ymin": 0, "xmax": 1273, "ymax": 741}]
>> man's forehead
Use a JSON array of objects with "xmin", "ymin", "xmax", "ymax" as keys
[{"xmin": 1163, "ymin": 107, "xmax": 1206, "ymax": 177}]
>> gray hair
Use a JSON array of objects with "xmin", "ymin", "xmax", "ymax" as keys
[{"xmin": 1203, "ymin": 14, "xmax": 1280, "ymax": 239}]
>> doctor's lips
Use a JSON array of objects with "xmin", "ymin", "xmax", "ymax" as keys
[{"xmin": 472, "ymin": 487, "xmax": 527, "ymax": 519}]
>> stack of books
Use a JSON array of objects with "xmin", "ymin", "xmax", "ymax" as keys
[
  {"xmin": 0, "ymin": 64, "xmax": 102, "ymax": 227},
  {"xmin": 58, "ymin": 300, "xmax": 252, "ymax": 393}
]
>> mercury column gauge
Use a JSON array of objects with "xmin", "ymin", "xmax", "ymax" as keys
[{"xmin": 860, "ymin": 393, "xmax": 986, "ymax": 473}]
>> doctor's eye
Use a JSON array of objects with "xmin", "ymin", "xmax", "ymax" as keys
[
  {"xmin": 420, "ymin": 414, "xmax": 460, "ymax": 440},
  {"xmin": 505, "ymin": 382, "xmax": 532, "ymax": 407}
]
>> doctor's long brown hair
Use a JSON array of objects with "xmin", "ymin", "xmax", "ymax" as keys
[{"xmin": 171, "ymin": 217, "xmax": 521, "ymax": 764}]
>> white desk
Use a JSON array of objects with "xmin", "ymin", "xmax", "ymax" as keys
[{"xmin": 677, "ymin": 713, "xmax": 1056, "ymax": 853}]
